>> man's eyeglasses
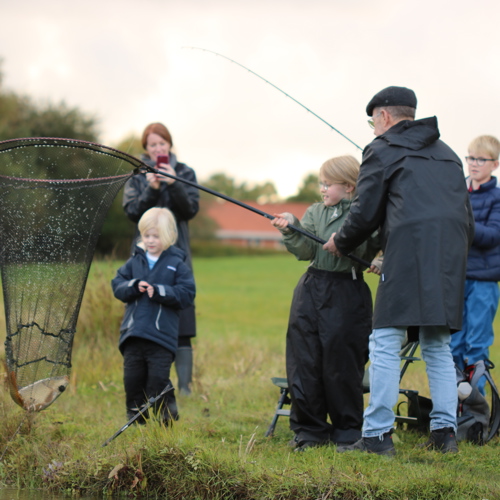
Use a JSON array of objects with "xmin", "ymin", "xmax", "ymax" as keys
[
  {"xmin": 367, "ymin": 112, "xmax": 382, "ymax": 129},
  {"xmin": 465, "ymin": 156, "xmax": 497, "ymax": 167}
]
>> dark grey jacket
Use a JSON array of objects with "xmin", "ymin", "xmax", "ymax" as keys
[
  {"xmin": 334, "ymin": 117, "xmax": 474, "ymax": 333},
  {"xmin": 123, "ymin": 153, "xmax": 199, "ymax": 266}
]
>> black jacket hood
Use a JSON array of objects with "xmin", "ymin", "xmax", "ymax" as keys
[{"xmin": 381, "ymin": 116, "xmax": 440, "ymax": 151}]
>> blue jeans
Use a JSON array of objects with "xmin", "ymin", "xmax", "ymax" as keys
[
  {"xmin": 450, "ymin": 279, "xmax": 499, "ymax": 370},
  {"xmin": 363, "ymin": 326, "xmax": 457, "ymax": 437}
]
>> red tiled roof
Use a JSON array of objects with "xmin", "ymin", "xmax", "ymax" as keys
[{"xmin": 204, "ymin": 199, "xmax": 309, "ymax": 240}]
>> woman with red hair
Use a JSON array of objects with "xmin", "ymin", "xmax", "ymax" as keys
[{"xmin": 123, "ymin": 122, "xmax": 199, "ymax": 397}]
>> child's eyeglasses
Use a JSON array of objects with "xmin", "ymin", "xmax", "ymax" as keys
[
  {"xmin": 318, "ymin": 182, "xmax": 332, "ymax": 190},
  {"xmin": 465, "ymin": 156, "xmax": 497, "ymax": 167}
]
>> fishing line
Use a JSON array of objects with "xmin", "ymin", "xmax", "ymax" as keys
[{"xmin": 183, "ymin": 46, "xmax": 363, "ymax": 151}]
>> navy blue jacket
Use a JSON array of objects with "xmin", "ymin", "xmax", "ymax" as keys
[
  {"xmin": 111, "ymin": 246, "xmax": 196, "ymax": 355},
  {"xmin": 466, "ymin": 176, "xmax": 500, "ymax": 281}
]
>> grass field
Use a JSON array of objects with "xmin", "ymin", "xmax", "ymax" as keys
[{"xmin": 0, "ymin": 254, "xmax": 500, "ymax": 499}]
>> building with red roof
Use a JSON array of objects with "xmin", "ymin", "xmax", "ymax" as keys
[{"xmin": 204, "ymin": 199, "xmax": 310, "ymax": 248}]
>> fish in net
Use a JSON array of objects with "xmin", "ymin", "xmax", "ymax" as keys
[{"xmin": 0, "ymin": 138, "xmax": 143, "ymax": 412}]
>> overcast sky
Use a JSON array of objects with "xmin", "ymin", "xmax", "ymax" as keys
[{"xmin": 1, "ymin": 0, "xmax": 499, "ymax": 197}]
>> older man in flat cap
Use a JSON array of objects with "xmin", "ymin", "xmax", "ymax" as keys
[{"xmin": 324, "ymin": 86, "xmax": 474, "ymax": 455}]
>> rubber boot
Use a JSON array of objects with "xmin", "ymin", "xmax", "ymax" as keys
[{"xmin": 175, "ymin": 346, "xmax": 193, "ymax": 396}]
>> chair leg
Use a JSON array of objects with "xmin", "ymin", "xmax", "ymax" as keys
[
  {"xmin": 265, "ymin": 387, "xmax": 290, "ymax": 437},
  {"xmin": 484, "ymin": 369, "xmax": 500, "ymax": 442}
]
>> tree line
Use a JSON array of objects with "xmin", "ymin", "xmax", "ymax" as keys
[{"xmin": 0, "ymin": 63, "xmax": 318, "ymax": 256}]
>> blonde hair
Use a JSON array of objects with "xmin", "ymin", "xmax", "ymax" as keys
[
  {"xmin": 319, "ymin": 155, "xmax": 360, "ymax": 195},
  {"xmin": 468, "ymin": 135, "xmax": 500, "ymax": 160},
  {"xmin": 138, "ymin": 208, "xmax": 178, "ymax": 251}
]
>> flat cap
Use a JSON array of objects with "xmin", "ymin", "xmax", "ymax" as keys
[{"xmin": 366, "ymin": 86, "xmax": 417, "ymax": 116}]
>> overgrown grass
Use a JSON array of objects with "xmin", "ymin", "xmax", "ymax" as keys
[{"xmin": 0, "ymin": 255, "xmax": 499, "ymax": 498}]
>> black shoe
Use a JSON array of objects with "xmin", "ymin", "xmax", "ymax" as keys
[
  {"xmin": 420, "ymin": 427, "xmax": 458, "ymax": 453},
  {"xmin": 288, "ymin": 435, "xmax": 299, "ymax": 449},
  {"xmin": 127, "ymin": 409, "xmax": 148, "ymax": 425},
  {"xmin": 336, "ymin": 431, "xmax": 396, "ymax": 456},
  {"xmin": 294, "ymin": 440, "xmax": 323, "ymax": 452},
  {"xmin": 166, "ymin": 399, "xmax": 179, "ymax": 421}
]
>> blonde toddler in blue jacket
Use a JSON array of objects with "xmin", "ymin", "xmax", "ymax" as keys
[{"xmin": 112, "ymin": 207, "xmax": 195, "ymax": 424}]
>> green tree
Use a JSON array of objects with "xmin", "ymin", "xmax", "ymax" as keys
[
  {"xmin": 24, "ymin": 102, "xmax": 98, "ymax": 141},
  {"xmin": 204, "ymin": 172, "xmax": 278, "ymax": 202},
  {"xmin": 113, "ymin": 134, "xmax": 143, "ymax": 159},
  {"xmin": 287, "ymin": 173, "xmax": 320, "ymax": 203},
  {"xmin": 0, "ymin": 90, "xmax": 32, "ymax": 139},
  {"xmin": 189, "ymin": 208, "xmax": 219, "ymax": 241},
  {"xmin": 0, "ymin": 62, "xmax": 98, "ymax": 142},
  {"xmin": 95, "ymin": 134, "xmax": 145, "ymax": 257}
]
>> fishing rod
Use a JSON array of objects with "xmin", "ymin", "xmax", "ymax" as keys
[
  {"xmin": 102, "ymin": 385, "xmax": 174, "ymax": 447},
  {"xmin": 143, "ymin": 164, "xmax": 372, "ymax": 268},
  {"xmin": 183, "ymin": 46, "xmax": 363, "ymax": 152}
]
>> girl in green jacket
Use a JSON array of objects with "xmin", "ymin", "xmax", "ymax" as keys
[{"xmin": 271, "ymin": 155, "xmax": 380, "ymax": 452}]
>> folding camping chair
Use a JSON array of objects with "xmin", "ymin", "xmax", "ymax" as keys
[{"xmin": 265, "ymin": 340, "xmax": 500, "ymax": 442}]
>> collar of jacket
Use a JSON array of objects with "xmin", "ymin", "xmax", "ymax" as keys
[
  {"xmin": 381, "ymin": 116, "xmax": 440, "ymax": 151},
  {"xmin": 325, "ymin": 198, "xmax": 352, "ymax": 222},
  {"xmin": 466, "ymin": 175, "xmax": 499, "ymax": 193},
  {"xmin": 141, "ymin": 152, "xmax": 178, "ymax": 169},
  {"xmin": 133, "ymin": 245, "xmax": 186, "ymax": 261}
]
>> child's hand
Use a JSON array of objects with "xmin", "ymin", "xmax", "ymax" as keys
[
  {"xmin": 271, "ymin": 213, "xmax": 294, "ymax": 234},
  {"xmin": 138, "ymin": 280, "xmax": 155, "ymax": 297},
  {"xmin": 367, "ymin": 255, "xmax": 383, "ymax": 275}
]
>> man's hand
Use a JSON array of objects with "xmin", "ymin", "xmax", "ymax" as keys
[{"xmin": 323, "ymin": 232, "xmax": 342, "ymax": 257}]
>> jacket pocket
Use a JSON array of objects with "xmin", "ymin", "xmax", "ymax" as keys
[
  {"xmin": 155, "ymin": 306, "xmax": 162, "ymax": 331},
  {"xmin": 123, "ymin": 301, "xmax": 137, "ymax": 330}
]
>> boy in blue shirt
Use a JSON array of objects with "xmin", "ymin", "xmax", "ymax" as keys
[{"xmin": 451, "ymin": 135, "xmax": 500, "ymax": 386}]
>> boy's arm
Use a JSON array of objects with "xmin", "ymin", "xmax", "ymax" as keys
[
  {"xmin": 111, "ymin": 262, "xmax": 143, "ymax": 302},
  {"xmin": 149, "ymin": 261, "xmax": 196, "ymax": 310},
  {"xmin": 471, "ymin": 197, "xmax": 500, "ymax": 249},
  {"xmin": 282, "ymin": 208, "xmax": 318, "ymax": 261}
]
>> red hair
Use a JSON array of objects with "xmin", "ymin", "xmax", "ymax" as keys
[{"xmin": 141, "ymin": 122, "xmax": 173, "ymax": 149}]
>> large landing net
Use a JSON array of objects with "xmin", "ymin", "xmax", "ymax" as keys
[{"xmin": 0, "ymin": 138, "xmax": 143, "ymax": 411}]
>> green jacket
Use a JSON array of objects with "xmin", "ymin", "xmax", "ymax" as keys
[{"xmin": 282, "ymin": 199, "xmax": 379, "ymax": 273}]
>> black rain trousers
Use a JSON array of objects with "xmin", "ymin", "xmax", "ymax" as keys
[
  {"xmin": 122, "ymin": 337, "xmax": 177, "ymax": 423},
  {"xmin": 286, "ymin": 267, "xmax": 372, "ymax": 444}
]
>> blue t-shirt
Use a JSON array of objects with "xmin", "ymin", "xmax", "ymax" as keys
[{"xmin": 146, "ymin": 252, "xmax": 159, "ymax": 270}]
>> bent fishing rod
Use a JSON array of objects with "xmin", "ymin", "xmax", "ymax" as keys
[
  {"xmin": 183, "ymin": 46, "xmax": 363, "ymax": 152},
  {"xmin": 143, "ymin": 165, "xmax": 371, "ymax": 268}
]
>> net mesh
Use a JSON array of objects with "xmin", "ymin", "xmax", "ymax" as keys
[{"xmin": 0, "ymin": 138, "xmax": 143, "ymax": 411}]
